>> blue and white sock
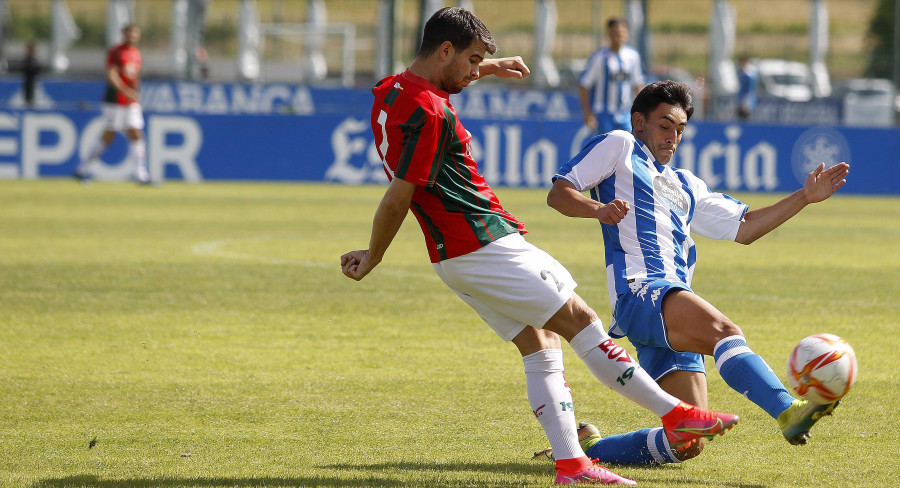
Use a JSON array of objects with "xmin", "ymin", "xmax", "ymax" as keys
[
  {"xmin": 714, "ymin": 335, "xmax": 795, "ymax": 418},
  {"xmin": 585, "ymin": 427, "xmax": 680, "ymax": 465}
]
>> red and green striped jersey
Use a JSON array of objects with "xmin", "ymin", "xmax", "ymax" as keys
[
  {"xmin": 103, "ymin": 43, "xmax": 141, "ymax": 105},
  {"xmin": 371, "ymin": 70, "xmax": 526, "ymax": 262}
]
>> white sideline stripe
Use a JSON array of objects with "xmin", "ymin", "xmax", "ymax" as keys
[
  {"xmin": 191, "ymin": 238, "xmax": 436, "ymax": 279},
  {"xmin": 192, "ymin": 240, "xmax": 324, "ymax": 267}
]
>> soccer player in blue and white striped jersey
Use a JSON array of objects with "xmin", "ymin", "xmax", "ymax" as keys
[
  {"xmin": 547, "ymin": 81, "xmax": 850, "ymax": 465},
  {"xmin": 578, "ymin": 17, "xmax": 644, "ymax": 135}
]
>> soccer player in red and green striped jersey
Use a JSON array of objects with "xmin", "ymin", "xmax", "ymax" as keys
[
  {"xmin": 341, "ymin": 7, "xmax": 739, "ymax": 485},
  {"xmin": 370, "ymin": 66, "xmax": 524, "ymax": 262}
]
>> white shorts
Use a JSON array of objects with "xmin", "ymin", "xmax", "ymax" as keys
[
  {"xmin": 101, "ymin": 103, "xmax": 144, "ymax": 131},
  {"xmin": 432, "ymin": 233, "xmax": 577, "ymax": 342}
]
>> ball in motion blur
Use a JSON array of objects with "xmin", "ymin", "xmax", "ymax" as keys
[{"xmin": 787, "ymin": 333, "xmax": 857, "ymax": 404}]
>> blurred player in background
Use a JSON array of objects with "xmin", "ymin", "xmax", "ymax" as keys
[
  {"xmin": 541, "ymin": 80, "xmax": 849, "ymax": 465},
  {"xmin": 736, "ymin": 55, "xmax": 758, "ymax": 120},
  {"xmin": 22, "ymin": 42, "xmax": 41, "ymax": 108},
  {"xmin": 75, "ymin": 24, "xmax": 149, "ymax": 185},
  {"xmin": 578, "ymin": 17, "xmax": 644, "ymax": 135},
  {"xmin": 341, "ymin": 8, "xmax": 739, "ymax": 485}
]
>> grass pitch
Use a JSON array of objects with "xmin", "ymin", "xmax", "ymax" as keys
[{"xmin": 1, "ymin": 180, "xmax": 898, "ymax": 488}]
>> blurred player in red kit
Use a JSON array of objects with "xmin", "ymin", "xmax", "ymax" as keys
[{"xmin": 76, "ymin": 23, "xmax": 150, "ymax": 185}]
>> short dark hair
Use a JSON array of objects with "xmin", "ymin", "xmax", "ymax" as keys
[
  {"xmin": 607, "ymin": 17, "xmax": 628, "ymax": 29},
  {"xmin": 418, "ymin": 7, "xmax": 497, "ymax": 57},
  {"xmin": 631, "ymin": 81, "xmax": 695, "ymax": 120}
]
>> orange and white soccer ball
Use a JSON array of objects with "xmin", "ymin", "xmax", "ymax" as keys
[{"xmin": 787, "ymin": 333, "xmax": 858, "ymax": 405}]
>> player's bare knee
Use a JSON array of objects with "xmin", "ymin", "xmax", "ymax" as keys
[
  {"xmin": 542, "ymin": 294, "xmax": 600, "ymax": 342},
  {"xmin": 718, "ymin": 319, "xmax": 744, "ymax": 339},
  {"xmin": 513, "ymin": 327, "xmax": 561, "ymax": 356},
  {"xmin": 568, "ymin": 293, "xmax": 600, "ymax": 325}
]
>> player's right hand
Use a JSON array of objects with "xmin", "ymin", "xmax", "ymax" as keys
[
  {"xmin": 340, "ymin": 250, "xmax": 374, "ymax": 281},
  {"xmin": 596, "ymin": 199, "xmax": 630, "ymax": 225}
]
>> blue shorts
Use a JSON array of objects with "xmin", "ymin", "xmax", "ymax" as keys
[
  {"xmin": 596, "ymin": 112, "xmax": 632, "ymax": 134},
  {"xmin": 609, "ymin": 278, "xmax": 706, "ymax": 381}
]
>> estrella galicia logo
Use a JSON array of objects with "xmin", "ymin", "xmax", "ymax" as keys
[
  {"xmin": 653, "ymin": 175, "xmax": 689, "ymax": 216},
  {"xmin": 790, "ymin": 127, "xmax": 851, "ymax": 185}
]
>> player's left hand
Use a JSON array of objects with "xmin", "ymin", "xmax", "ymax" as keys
[
  {"xmin": 479, "ymin": 57, "xmax": 530, "ymax": 80},
  {"xmin": 804, "ymin": 162, "xmax": 849, "ymax": 204}
]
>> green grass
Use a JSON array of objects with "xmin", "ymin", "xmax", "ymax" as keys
[{"xmin": 1, "ymin": 180, "xmax": 898, "ymax": 488}]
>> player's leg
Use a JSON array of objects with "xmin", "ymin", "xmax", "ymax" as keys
[
  {"xmin": 76, "ymin": 129, "xmax": 115, "ymax": 181},
  {"xmin": 535, "ymin": 281, "xmax": 709, "ymax": 465},
  {"xmin": 656, "ymin": 371, "xmax": 708, "ymax": 460},
  {"xmin": 578, "ymin": 370, "xmax": 709, "ymax": 465},
  {"xmin": 433, "ymin": 236, "xmax": 636, "ymax": 484},
  {"xmin": 543, "ymin": 295, "xmax": 679, "ymax": 416},
  {"xmin": 661, "ymin": 289, "xmax": 836, "ymax": 445},
  {"xmin": 512, "ymin": 329, "xmax": 634, "ymax": 484},
  {"xmin": 126, "ymin": 128, "xmax": 149, "ymax": 184},
  {"xmin": 124, "ymin": 105, "xmax": 149, "ymax": 184},
  {"xmin": 78, "ymin": 102, "xmax": 122, "ymax": 180},
  {"xmin": 511, "ymin": 328, "xmax": 586, "ymax": 469},
  {"xmin": 662, "ymin": 289, "xmax": 797, "ymax": 420},
  {"xmin": 541, "ymin": 294, "xmax": 738, "ymax": 446}
]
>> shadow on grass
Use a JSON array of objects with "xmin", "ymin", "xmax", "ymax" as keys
[
  {"xmin": 322, "ymin": 460, "xmax": 550, "ymax": 475},
  {"xmin": 31, "ymin": 466, "xmax": 538, "ymax": 488},
  {"xmin": 32, "ymin": 475, "xmax": 408, "ymax": 488},
  {"xmin": 325, "ymin": 462, "xmax": 767, "ymax": 488},
  {"xmin": 33, "ymin": 462, "xmax": 768, "ymax": 488}
]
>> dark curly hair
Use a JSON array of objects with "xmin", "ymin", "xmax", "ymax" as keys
[
  {"xmin": 631, "ymin": 81, "xmax": 694, "ymax": 121},
  {"xmin": 418, "ymin": 7, "xmax": 497, "ymax": 57}
]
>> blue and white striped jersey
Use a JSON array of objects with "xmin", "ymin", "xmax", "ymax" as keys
[
  {"xmin": 553, "ymin": 130, "xmax": 748, "ymax": 310},
  {"xmin": 579, "ymin": 46, "xmax": 644, "ymax": 116}
]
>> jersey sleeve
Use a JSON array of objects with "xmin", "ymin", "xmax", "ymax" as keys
[
  {"xmin": 682, "ymin": 170, "xmax": 748, "ymax": 241},
  {"xmin": 630, "ymin": 50, "xmax": 645, "ymax": 85},
  {"xmin": 553, "ymin": 131, "xmax": 630, "ymax": 191},
  {"xmin": 578, "ymin": 51, "xmax": 603, "ymax": 89},
  {"xmin": 392, "ymin": 102, "xmax": 442, "ymax": 187}
]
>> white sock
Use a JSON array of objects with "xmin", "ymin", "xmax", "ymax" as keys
[
  {"xmin": 88, "ymin": 138, "xmax": 106, "ymax": 161},
  {"xmin": 523, "ymin": 348, "xmax": 584, "ymax": 461},
  {"xmin": 77, "ymin": 138, "xmax": 107, "ymax": 173},
  {"xmin": 128, "ymin": 139, "xmax": 148, "ymax": 181},
  {"xmin": 569, "ymin": 321, "xmax": 680, "ymax": 417}
]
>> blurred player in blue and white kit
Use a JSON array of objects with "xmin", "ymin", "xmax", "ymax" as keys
[
  {"xmin": 578, "ymin": 17, "xmax": 644, "ymax": 135},
  {"xmin": 542, "ymin": 81, "xmax": 850, "ymax": 465}
]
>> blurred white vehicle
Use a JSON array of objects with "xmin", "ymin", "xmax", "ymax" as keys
[
  {"xmin": 752, "ymin": 59, "xmax": 815, "ymax": 102},
  {"xmin": 834, "ymin": 78, "xmax": 895, "ymax": 127}
]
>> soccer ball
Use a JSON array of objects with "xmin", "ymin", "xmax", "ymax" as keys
[{"xmin": 787, "ymin": 333, "xmax": 858, "ymax": 404}]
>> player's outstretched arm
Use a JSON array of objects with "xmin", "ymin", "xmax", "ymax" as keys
[
  {"xmin": 803, "ymin": 161, "xmax": 850, "ymax": 204},
  {"xmin": 477, "ymin": 57, "xmax": 530, "ymax": 80},
  {"xmin": 735, "ymin": 162, "xmax": 849, "ymax": 245},
  {"xmin": 548, "ymin": 178, "xmax": 630, "ymax": 225},
  {"xmin": 340, "ymin": 177, "xmax": 416, "ymax": 281}
]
